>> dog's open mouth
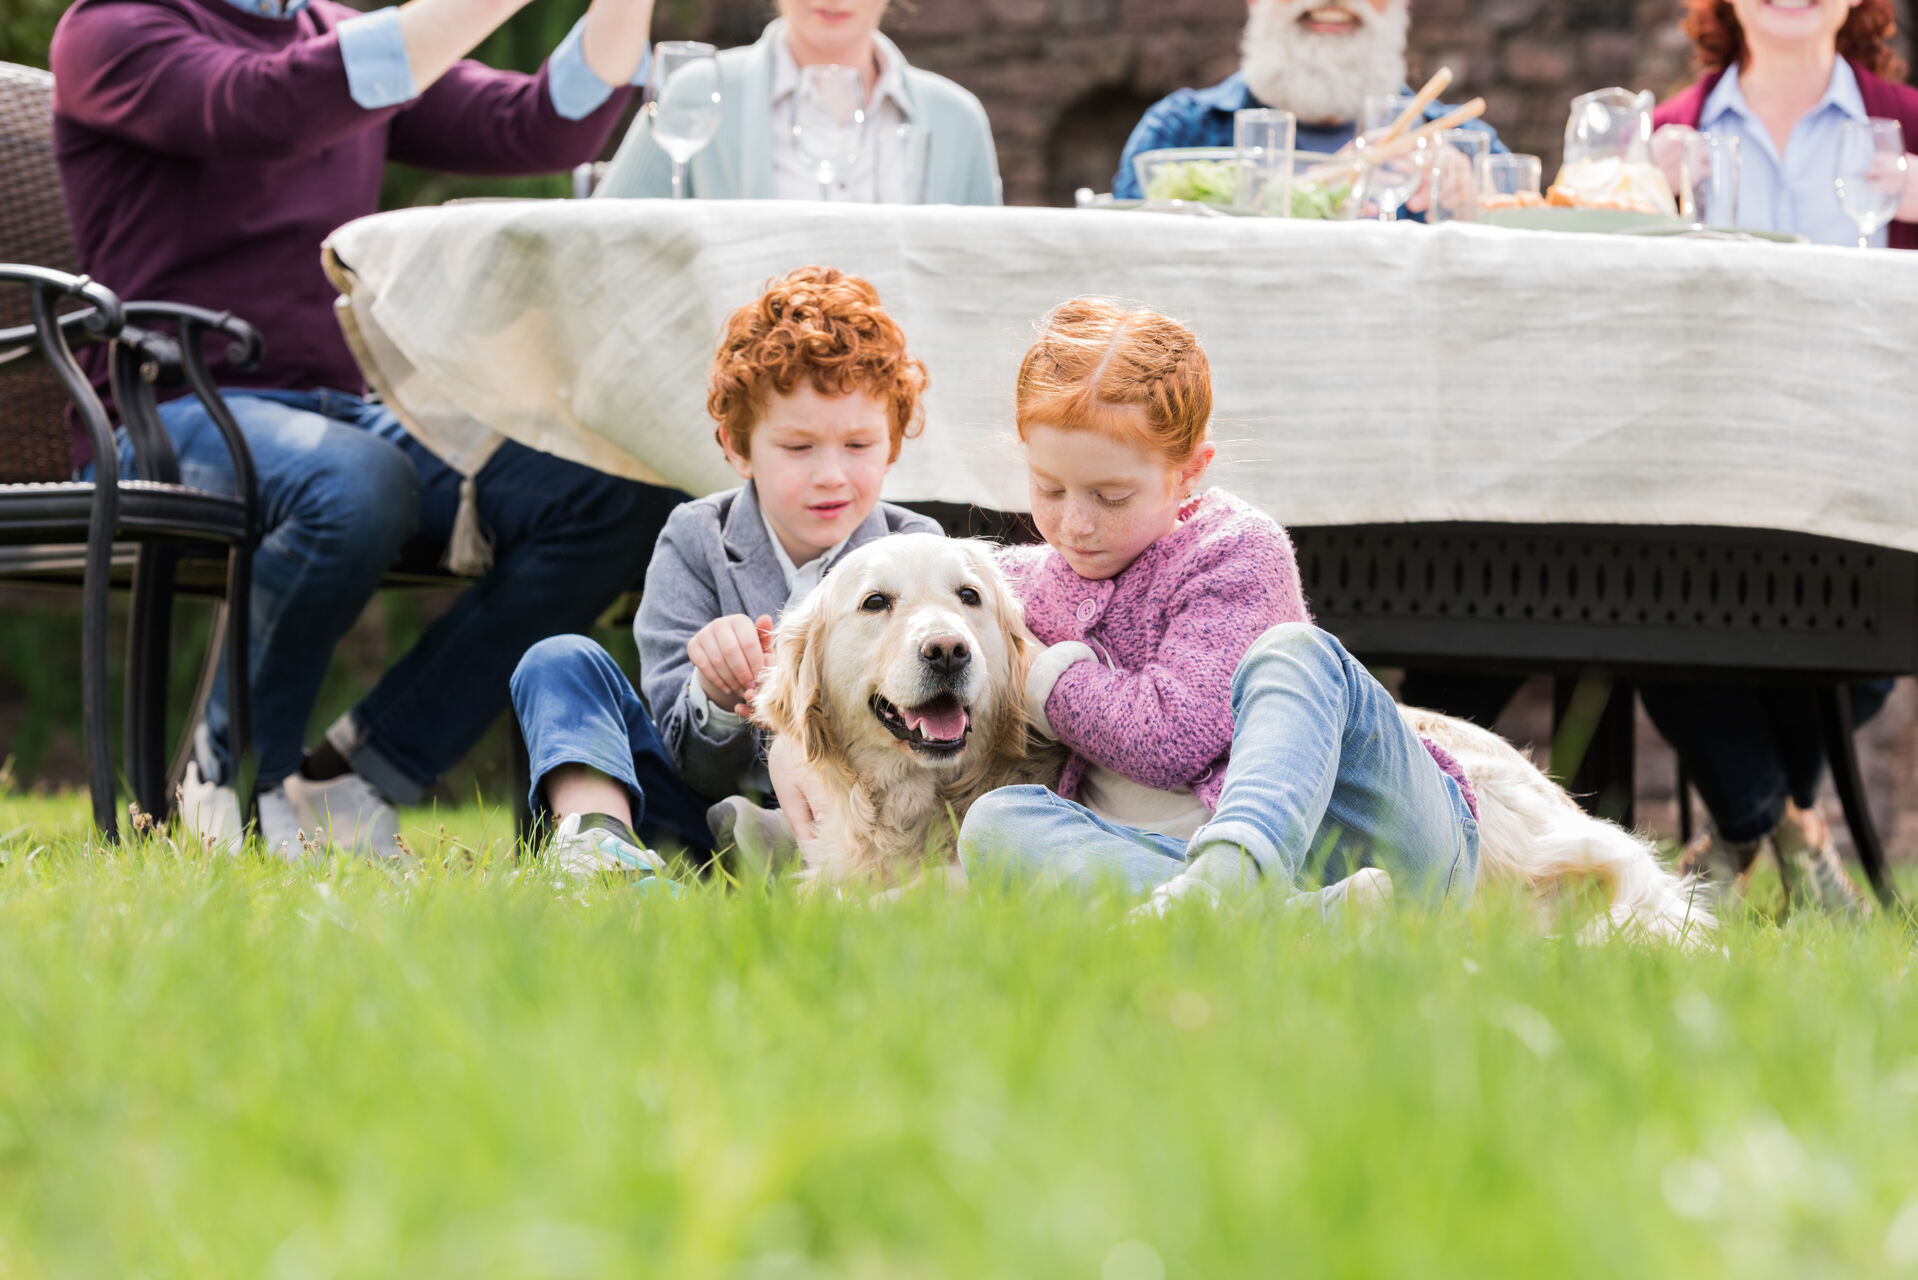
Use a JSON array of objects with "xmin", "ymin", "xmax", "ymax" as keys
[{"xmin": 870, "ymin": 693, "xmax": 971, "ymax": 757}]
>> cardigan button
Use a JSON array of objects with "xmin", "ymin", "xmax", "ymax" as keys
[{"xmin": 1076, "ymin": 599, "xmax": 1097, "ymax": 623}]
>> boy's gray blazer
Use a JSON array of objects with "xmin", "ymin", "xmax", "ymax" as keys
[{"xmin": 635, "ymin": 483, "xmax": 942, "ymax": 801}]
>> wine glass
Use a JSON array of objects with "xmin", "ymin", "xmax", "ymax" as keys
[
  {"xmin": 646, "ymin": 41, "xmax": 722, "ymax": 200},
  {"xmin": 1357, "ymin": 92, "xmax": 1429, "ymax": 222},
  {"xmin": 791, "ymin": 65, "xmax": 866, "ymax": 201},
  {"xmin": 1834, "ymin": 117, "xmax": 1907, "ymax": 248},
  {"xmin": 1353, "ymin": 132, "xmax": 1430, "ymax": 223}
]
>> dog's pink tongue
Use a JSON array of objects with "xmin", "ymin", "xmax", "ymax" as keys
[{"xmin": 904, "ymin": 702, "xmax": 968, "ymax": 741}]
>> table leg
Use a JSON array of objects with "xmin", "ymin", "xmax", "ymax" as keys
[
  {"xmin": 1553, "ymin": 673, "xmax": 1636, "ymax": 827},
  {"xmin": 1817, "ymin": 686, "xmax": 1898, "ymax": 909}
]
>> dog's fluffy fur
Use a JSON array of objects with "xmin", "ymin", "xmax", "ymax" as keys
[
  {"xmin": 759, "ymin": 534, "xmax": 1711, "ymax": 941},
  {"xmin": 754, "ymin": 534, "xmax": 1062, "ymax": 885},
  {"xmin": 1402, "ymin": 706, "xmax": 1714, "ymax": 944}
]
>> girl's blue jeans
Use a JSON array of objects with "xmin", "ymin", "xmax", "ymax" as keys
[
  {"xmin": 510, "ymin": 634, "xmax": 714, "ymax": 852},
  {"xmin": 959, "ymin": 623, "xmax": 1480, "ymax": 904}
]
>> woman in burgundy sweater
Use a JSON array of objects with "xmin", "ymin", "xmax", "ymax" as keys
[
  {"xmin": 51, "ymin": 0, "xmax": 688, "ymax": 856},
  {"xmin": 1639, "ymin": 0, "xmax": 1915, "ymax": 912}
]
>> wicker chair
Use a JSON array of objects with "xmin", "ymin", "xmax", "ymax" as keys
[{"xmin": 1, "ymin": 61, "xmax": 260, "ymax": 839}]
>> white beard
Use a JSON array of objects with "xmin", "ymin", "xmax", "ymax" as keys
[{"xmin": 1240, "ymin": 0, "xmax": 1410, "ymax": 128}]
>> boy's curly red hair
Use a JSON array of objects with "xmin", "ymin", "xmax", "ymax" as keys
[
  {"xmin": 1681, "ymin": 0, "xmax": 1905, "ymax": 80},
  {"xmin": 707, "ymin": 266, "xmax": 929, "ymax": 461}
]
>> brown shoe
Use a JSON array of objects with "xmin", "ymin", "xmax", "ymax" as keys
[
  {"xmin": 1676, "ymin": 826, "xmax": 1763, "ymax": 905},
  {"xmin": 1772, "ymin": 801, "xmax": 1873, "ymax": 919}
]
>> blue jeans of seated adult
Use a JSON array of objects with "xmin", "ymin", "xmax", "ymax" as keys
[
  {"xmin": 1638, "ymin": 680, "xmax": 1893, "ymax": 843},
  {"xmin": 510, "ymin": 634, "xmax": 713, "ymax": 852},
  {"xmin": 87, "ymin": 388, "xmax": 684, "ymax": 796},
  {"xmin": 960, "ymin": 622, "xmax": 1480, "ymax": 905}
]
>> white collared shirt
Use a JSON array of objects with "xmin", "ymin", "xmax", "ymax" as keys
[
  {"xmin": 769, "ymin": 31, "xmax": 918, "ymax": 203},
  {"xmin": 1700, "ymin": 59, "xmax": 1888, "ymax": 247},
  {"xmin": 688, "ymin": 505, "xmax": 853, "ymax": 733}
]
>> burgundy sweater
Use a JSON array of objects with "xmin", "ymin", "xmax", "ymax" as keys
[
  {"xmin": 1655, "ymin": 58, "xmax": 1918, "ymax": 251},
  {"xmin": 49, "ymin": 0, "xmax": 633, "ymax": 466}
]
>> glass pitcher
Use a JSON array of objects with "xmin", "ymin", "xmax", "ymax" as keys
[{"xmin": 1552, "ymin": 87, "xmax": 1676, "ymax": 214}]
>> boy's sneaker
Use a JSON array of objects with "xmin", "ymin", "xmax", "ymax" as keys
[
  {"xmin": 547, "ymin": 812, "xmax": 676, "ymax": 888},
  {"xmin": 1772, "ymin": 802, "xmax": 1873, "ymax": 919},
  {"xmin": 282, "ymin": 770, "xmax": 402, "ymax": 861},
  {"xmin": 706, "ymin": 796, "xmax": 801, "ymax": 880}
]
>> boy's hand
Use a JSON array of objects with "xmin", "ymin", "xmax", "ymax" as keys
[
  {"xmin": 768, "ymin": 733, "xmax": 821, "ymax": 848},
  {"xmin": 689, "ymin": 613, "xmax": 775, "ymax": 715}
]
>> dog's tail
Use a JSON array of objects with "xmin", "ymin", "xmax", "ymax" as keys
[
  {"xmin": 1404, "ymin": 708, "xmax": 1716, "ymax": 947},
  {"xmin": 1470, "ymin": 758, "xmax": 1717, "ymax": 947}
]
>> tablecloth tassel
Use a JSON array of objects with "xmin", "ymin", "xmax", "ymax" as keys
[{"xmin": 444, "ymin": 474, "xmax": 494, "ymax": 576}]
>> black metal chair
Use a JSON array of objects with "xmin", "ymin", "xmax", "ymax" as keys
[{"xmin": 0, "ymin": 265, "xmax": 262, "ymax": 839}]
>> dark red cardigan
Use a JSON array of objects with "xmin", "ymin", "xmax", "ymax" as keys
[{"xmin": 1654, "ymin": 58, "xmax": 1918, "ymax": 250}]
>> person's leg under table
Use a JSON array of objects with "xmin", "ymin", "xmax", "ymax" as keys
[
  {"xmin": 1638, "ymin": 682, "xmax": 1792, "ymax": 844},
  {"xmin": 509, "ymin": 634, "xmax": 713, "ymax": 852},
  {"xmin": 331, "ymin": 410, "xmax": 688, "ymax": 805},
  {"xmin": 1189, "ymin": 622, "xmax": 1480, "ymax": 906},
  {"xmin": 125, "ymin": 389, "xmax": 419, "ymax": 788}
]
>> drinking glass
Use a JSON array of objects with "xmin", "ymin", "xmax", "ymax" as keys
[
  {"xmin": 1833, "ymin": 117, "xmax": 1907, "ymax": 248},
  {"xmin": 791, "ymin": 64, "xmax": 866, "ymax": 201},
  {"xmin": 1234, "ymin": 107, "xmax": 1297, "ymax": 215},
  {"xmin": 1428, "ymin": 127, "xmax": 1490, "ymax": 223},
  {"xmin": 889, "ymin": 122, "xmax": 930, "ymax": 204},
  {"xmin": 1356, "ymin": 93, "xmax": 1428, "ymax": 222},
  {"xmin": 646, "ymin": 41, "xmax": 722, "ymax": 200},
  {"xmin": 1361, "ymin": 92, "xmax": 1419, "ymax": 135},
  {"xmin": 1678, "ymin": 131, "xmax": 1741, "ymax": 226},
  {"xmin": 1353, "ymin": 132, "xmax": 1429, "ymax": 222},
  {"xmin": 1481, "ymin": 153, "xmax": 1543, "ymax": 202}
]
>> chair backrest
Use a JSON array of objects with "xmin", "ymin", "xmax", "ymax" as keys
[{"xmin": 0, "ymin": 61, "xmax": 87, "ymax": 484}]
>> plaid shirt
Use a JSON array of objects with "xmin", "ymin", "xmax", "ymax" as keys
[{"xmin": 1112, "ymin": 71, "xmax": 1506, "ymax": 200}]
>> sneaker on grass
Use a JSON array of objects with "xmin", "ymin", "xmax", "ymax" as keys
[
  {"xmin": 283, "ymin": 771, "xmax": 402, "ymax": 861},
  {"xmin": 1772, "ymin": 801, "xmax": 1873, "ymax": 919},
  {"xmin": 547, "ymin": 812, "xmax": 679, "ymax": 892}
]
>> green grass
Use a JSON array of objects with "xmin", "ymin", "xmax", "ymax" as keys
[{"xmin": 1, "ymin": 793, "xmax": 1916, "ymax": 1277}]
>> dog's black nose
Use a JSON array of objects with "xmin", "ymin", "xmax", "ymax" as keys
[{"xmin": 920, "ymin": 634, "xmax": 970, "ymax": 676}]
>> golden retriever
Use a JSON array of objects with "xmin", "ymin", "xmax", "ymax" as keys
[
  {"xmin": 758, "ymin": 533, "xmax": 1711, "ymax": 941},
  {"xmin": 753, "ymin": 533, "xmax": 1061, "ymax": 884}
]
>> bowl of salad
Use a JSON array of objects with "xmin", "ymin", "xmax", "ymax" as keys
[{"xmin": 1130, "ymin": 147, "xmax": 1365, "ymax": 219}]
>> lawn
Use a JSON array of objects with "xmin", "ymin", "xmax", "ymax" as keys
[{"xmin": 1, "ymin": 791, "xmax": 1915, "ymax": 1278}]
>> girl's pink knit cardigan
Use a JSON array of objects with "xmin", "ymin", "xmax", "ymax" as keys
[{"xmin": 996, "ymin": 489, "xmax": 1307, "ymax": 810}]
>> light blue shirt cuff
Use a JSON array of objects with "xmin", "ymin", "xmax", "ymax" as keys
[
  {"xmin": 337, "ymin": 8, "xmax": 419, "ymax": 111},
  {"xmin": 547, "ymin": 19, "xmax": 650, "ymax": 121}
]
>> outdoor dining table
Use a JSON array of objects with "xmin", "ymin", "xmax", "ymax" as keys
[{"xmin": 325, "ymin": 200, "xmax": 1918, "ymax": 901}]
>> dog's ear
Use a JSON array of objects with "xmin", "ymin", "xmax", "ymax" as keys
[
  {"xmin": 964, "ymin": 540, "xmax": 1043, "ymax": 764},
  {"xmin": 753, "ymin": 586, "xmax": 833, "ymax": 766}
]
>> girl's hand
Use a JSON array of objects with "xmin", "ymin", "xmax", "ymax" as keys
[
  {"xmin": 768, "ymin": 734, "xmax": 822, "ymax": 847},
  {"xmin": 689, "ymin": 613, "xmax": 775, "ymax": 714}
]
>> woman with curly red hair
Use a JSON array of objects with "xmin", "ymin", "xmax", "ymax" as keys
[
  {"xmin": 508, "ymin": 267, "xmax": 940, "ymax": 878},
  {"xmin": 1636, "ymin": 0, "xmax": 1910, "ymax": 917}
]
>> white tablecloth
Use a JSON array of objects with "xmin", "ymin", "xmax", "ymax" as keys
[{"xmin": 324, "ymin": 199, "xmax": 1918, "ymax": 552}]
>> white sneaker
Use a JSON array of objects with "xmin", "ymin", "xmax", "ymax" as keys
[
  {"xmin": 180, "ymin": 761, "xmax": 244, "ymax": 856},
  {"xmin": 547, "ymin": 812, "xmax": 673, "ymax": 883},
  {"xmin": 256, "ymin": 785, "xmax": 305, "ymax": 861},
  {"xmin": 282, "ymin": 771, "xmax": 402, "ymax": 860}
]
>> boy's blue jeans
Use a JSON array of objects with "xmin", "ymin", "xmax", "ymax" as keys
[
  {"xmin": 959, "ymin": 623, "xmax": 1480, "ymax": 904},
  {"xmin": 86, "ymin": 388, "xmax": 683, "ymax": 797},
  {"xmin": 510, "ymin": 635, "xmax": 714, "ymax": 852}
]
